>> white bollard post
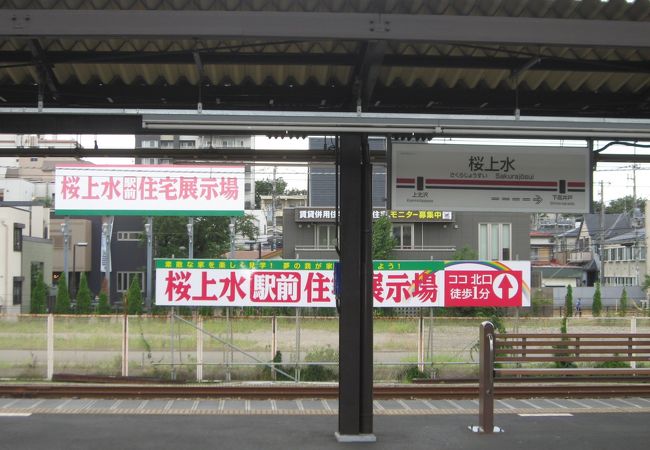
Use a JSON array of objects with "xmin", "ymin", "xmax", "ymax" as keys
[
  {"xmin": 122, "ymin": 314, "xmax": 129, "ymax": 377},
  {"xmin": 197, "ymin": 315, "xmax": 204, "ymax": 382},
  {"xmin": 47, "ymin": 314, "xmax": 54, "ymax": 380}
]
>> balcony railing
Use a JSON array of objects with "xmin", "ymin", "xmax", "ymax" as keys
[{"xmin": 568, "ymin": 250, "xmax": 593, "ymax": 263}]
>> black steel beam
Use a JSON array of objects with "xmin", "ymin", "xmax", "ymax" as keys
[
  {"xmin": 0, "ymin": 114, "xmax": 142, "ymax": 134},
  {"xmin": 337, "ymin": 134, "xmax": 374, "ymax": 441},
  {"xmin": 26, "ymin": 39, "xmax": 60, "ymax": 100},
  {"xmin": 2, "ymin": 52, "xmax": 650, "ymax": 74},
  {"xmin": 0, "ymin": 147, "xmax": 387, "ymax": 163},
  {"xmin": 1, "ymin": 82, "xmax": 647, "ymax": 118}
]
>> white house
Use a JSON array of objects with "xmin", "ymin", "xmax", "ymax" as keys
[{"xmin": 0, "ymin": 203, "xmax": 52, "ymax": 314}]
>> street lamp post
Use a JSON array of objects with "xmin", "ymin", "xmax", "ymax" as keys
[
  {"xmin": 144, "ymin": 218, "xmax": 153, "ymax": 312},
  {"xmin": 61, "ymin": 220, "xmax": 70, "ymax": 285},
  {"xmin": 229, "ymin": 220, "xmax": 235, "ymax": 259},
  {"xmin": 187, "ymin": 218, "xmax": 194, "ymax": 259},
  {"xmin": 71, "ymin": 242, "xmax": 88, "ymax": 299}
]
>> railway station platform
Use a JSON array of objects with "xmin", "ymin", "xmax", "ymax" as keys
[{"xmin": 1, "ymin": 396, "xmax": 649, "ymax": 450}]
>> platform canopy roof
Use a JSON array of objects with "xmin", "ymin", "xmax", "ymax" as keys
[{"xmin": 1, "ymin": 0, "xmax": 650, "ymax": 136}]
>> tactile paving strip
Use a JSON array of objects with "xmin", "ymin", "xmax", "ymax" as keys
[{"xmin": 1, "ymin": 398, "xmax": 650, "ymax": 416}]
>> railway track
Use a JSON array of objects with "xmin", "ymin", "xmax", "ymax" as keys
[{"xmin": 1, "ymin": 381, "xmax": 649, "ymax": 400}]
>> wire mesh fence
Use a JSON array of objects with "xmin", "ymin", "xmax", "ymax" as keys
[{"xmin": 0, "ymin": 312, "xmax": 648, "ymax": 382}]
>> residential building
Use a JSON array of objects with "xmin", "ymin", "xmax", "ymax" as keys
[
  {"xmin": 283, "ymin": 206, "xmax": 530, "ymax": 262},
  {"xmin": 530, "ymin": 231, "xmax": 556, "ymax": 265},
  {"xmin": 566, "ymin": 213, "xmax": 634, "ymax": 286},
  {"xmin": 259, "ymin": 194, "xmax": 307, "ymax": 236},
  {"xmin": 49, "ymin": 218, "xmax": 93, "ymax": 297},
  {"xmin": 0, "ymin": 202, "xmax": 52, "ymax": 314}
]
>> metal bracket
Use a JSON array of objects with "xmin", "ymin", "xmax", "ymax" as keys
[{"xmin": 10, "ymin": 14, "xmax": 30, "ymax": 30}]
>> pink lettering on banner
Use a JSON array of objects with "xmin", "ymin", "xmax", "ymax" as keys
[
  {"xmin": 250, "ymin": 272, "xmax": 301, "ymax": 303},
  {"xmin": 123, "ymin": 177, "xmax": 138, "ymax": 200},
  {"xmin": 304, "ymin": 272, "xmax": 332, "ymax": 304},
  {"xmin": 220, "ymin": 177, "xmax": 239, "ymax": 200},
  {"xmin": 385, "ymin": 273, "xmax": 412, "ymax": 303},
  {"xmin": 199, "ymin": 178, "xmax": 220, "ymax": 200},
  {"xmin": 179, "ymin": 177, "xmax": 199, "ymax": 200},
  {"xmin": 219, "ymin": 271, "xmax": 246, "ymax": 302},
  {"xmin": 140, "ymin": 177, "xmax": 159, "ymax": 200},
  {"xmin": 101, "ymin": 176, "xmax": 121, "ymax": 200},
  {"xmin": 444, "ymin": 270, "xmax": 523, "ymax": 307},
  {"xmin": 372, "ymin": 273, "xmax": 385, "ymax": 302},
  {"xmin": 81, "ymin": 176, "xmax": 100, "ymax": 200},
  {"xmin": 159, "ymin": 177, "xmax": 178, "ymax": 200},
  {"xmin": 164, "ymin": 271, "xmax": 192, "ymax": 302},
  {"xmin": 192, "ymin": 271, "xmax": 218, "ymax": 301},
  {"xmin": 61, "ymin": 176, "xmax": 81, "ymax": 199},
  {"xmin": 412, "ymin": 271, "xmax": 438, "ymax": 303}
]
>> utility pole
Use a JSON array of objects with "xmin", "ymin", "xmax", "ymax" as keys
[
  {"xmin": 600, "ymin": 181, "xmax": 605, "ymax": 286},
  {"xmin": 271, "ymin": 166, "xmax": 277, "ymax": 251},
  {"xmin": 144, "ymin": 217, "xmax": 153, "ymax": 312}
]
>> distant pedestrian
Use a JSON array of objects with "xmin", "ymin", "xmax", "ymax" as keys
[{"xmin": 575, "ymin": 298, "xmax": 582, "ymax": 317}]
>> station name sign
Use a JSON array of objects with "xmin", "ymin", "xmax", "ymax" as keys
[
  {"xmin": 55, "ymin": 164, "xmax": 245, "ymax": 216},
  {"xmin": 390, "ymin": 143, "xmax": 590, "ymax": 213},
  {"xmin": 155, "ymin": 259, "xmax": 530, "ymax": 308},
  {"xmin": 294, "ymin": 208, "xmax": 454, "ymax": 223}
]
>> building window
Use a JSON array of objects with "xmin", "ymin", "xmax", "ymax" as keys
[
  {"xmin": 160, "ymin": 140, "xmax": 174, "ymax": 149},
  {"xmin": 140, "ymin": 140, "xmax": 159, "ymax": 148},
  {"xmin": 13, "ymin": 224, "xmax": 24, "ymax": 251},
  {"xmin": 392, "ymin": 224, "xmax": 413, "ymax": 249},
  {"xmin": 479, "ymin": 223, "xmax": 511, "ymax": 260},
  {"xmin": 316, "ymin": 224, "xmax": 337, "ymax": 249},
  {"xmin": 179, "ymin": 140, "xmax": 195, "ymax": 149},
  {"xmin": 117, "ymin": 272, "xmax": 144, "ymax": 293},
  {"xmin": 13, "ymin": 277, "xmax": 23, "ymax": 305},
  {"xmin": 117, "ymin": 231, "xmax": 143, "ymax": 241}
]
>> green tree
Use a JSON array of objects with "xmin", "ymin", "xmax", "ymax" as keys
[
  {"xmin": 285, "ymin": 188, "xmax": 307, "ymax": 196},
  {"xmin": 30, "ymin": 270, "xmax": 48, "ymax": 314},
  {"xmin": 54, "ymin": 273, "xmax": 71, "ymax": 314},
  {"xmin": 235, "ymin": 214, "xmax": 259, "ymax": 241},
  {"xmin": 564, "ymin": 285, "xmax": 573, "ymax": 319},
  {"xmin": 372, "ymin": 216, "xmax": 396, "ymax": 260},
  {"xmin": 605, "ymin": 195, "xmax": 646, "ymax": 214},
  {"xmin": 619, "ymin": 287, "xmax": 628, "ymax": 316},
  {"xmin": 96, "ymin": 292, "xmax": 111, "ymax": 314},
  {"xmin": 126, "ymin": 276, "xmax": 144, "ymax": 315},
  {"xmin": 592, "ymin": 282, "xmax": 602, "ymax": 317},
  {"xmin": 453, "ymin": 245, "xmax": 478, "ymax": 260},
  {"xmin": 255, "ymin": 177, "xmax": 288, "ymax": 209},
  {"xmin": 75, "ymin": 273, "xmax": 92, "ymax": 314},
  {"xmin": 149, "ymin": 216, "xmax": 231, "ymax": 259}
]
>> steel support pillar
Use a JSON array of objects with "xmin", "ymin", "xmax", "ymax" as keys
[{"xmin": 336, "ymin": 134, "xmax": 375, "ymax": 443}]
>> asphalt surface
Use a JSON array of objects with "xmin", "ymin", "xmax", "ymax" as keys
[{"xmin": 1, "ymin": 402, "xmax": 649, "ymax": 450}]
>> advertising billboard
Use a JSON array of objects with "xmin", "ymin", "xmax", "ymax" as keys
[
  {"xmin": 55, "ymin": 164, "xmax": 245, "ymax": 216},
  {"xmin": 156, "ymin": 259, "xmax": 530, "ymax": 308}
]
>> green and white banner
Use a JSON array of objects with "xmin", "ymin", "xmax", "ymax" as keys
[{"xmin": 155, "ymin": 259, "xmax": 531, "ymax": 308}]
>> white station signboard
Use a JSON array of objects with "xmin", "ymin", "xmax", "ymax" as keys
[
  {"xmin": 391, "ymin": 143, "xmax": 590, "ymax": 213},
  {"xmin": 55, "ymin": 164, "xmax": 245, "ymax": 216}
]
